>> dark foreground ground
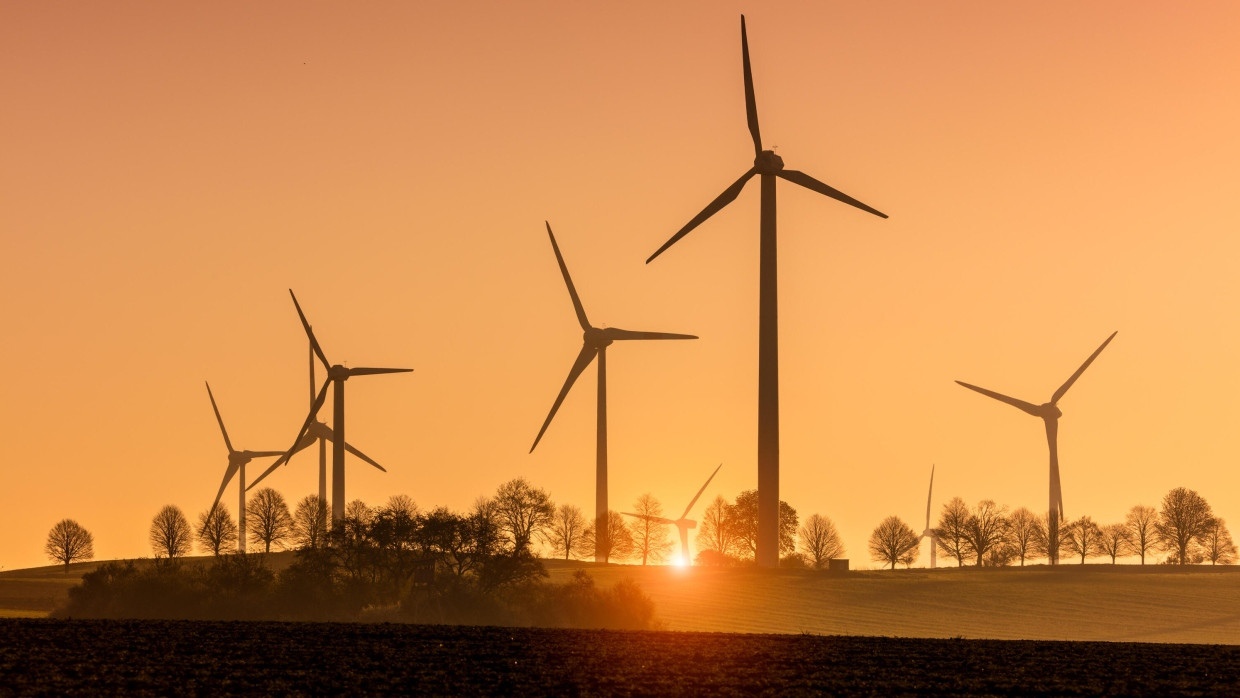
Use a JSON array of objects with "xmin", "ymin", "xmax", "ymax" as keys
[{"xmin": 2, "ymin": 619, "xmax": 1238, "ymax": 696}]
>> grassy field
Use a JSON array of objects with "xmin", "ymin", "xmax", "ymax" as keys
[{"xmin": 5, "ymin": 557, "xmax": 1238, "ymax": 644}]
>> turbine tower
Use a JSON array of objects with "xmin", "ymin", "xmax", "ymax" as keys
[
  {"xmin": 531, "ymin": 223, "xmax": 697, "ymax": 563},
  {"xmin": 279, "ymin": 289, "xmax": 412, "ymax": 524},
  {"xmin": 623, "ymin": 463, "xmax": 723, "ymax": 565},
  {"xmin": 955, "ymin": 331, "xmax": 1116, "ymax": 565},
  {"xmin": 645, "ymin": 16, "xmax": 887, "ymax": 567},
  {"xmin": 248, "ymin": 341, "xmax": 388, "ymax": 508},
  {"xmin": 204, "ymin": 382, "xmax": 283, "ymax": 553},
  {"xmin": 921, "ymin": 464, "xmax": 938, "ymax": 569}
]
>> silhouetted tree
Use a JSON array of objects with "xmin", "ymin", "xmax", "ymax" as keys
[
  {"xmin": 1097, "ymin": 523, "xmax": 1131, "ymax": 564},
  {"xmin": 150, "ymin": 505, "xmax": 192, "ymax": 559},
  {"xmin": 246, "ymin": 488, "xmax": 293, "ymax": 553},
  {"xmin": 869, "ymin": 516, "xmax": 919, "ymax": 569},
  {"xmin": 1007, "ymin": 507, "xmax": 1043, "ymax": 566},
  {"xmin": 196, "ymin": 505, "xmax": 238, "ymax": 556},
  {"xmin": 1156, "ymin": 487, "xmax": 1214, "ymax": 565},
  {"xmin": 582, "ymin": 510, "xmax": 634, "ymax": 562},
  {"xmin": 1031, "ymin": 512, "xmax": 1070, "ymax": 562},
  {"xmin": 332, "ymin": 499, "xmax": 376, "ymax": 583},
  {"xmin": 730, "ymin": 490, "xmax": 798, "ymax": 560},
  {"xmin": 45, "ymin": 519, "xmax": 94, "ymax": 572},
  {"xmin": 798, "ymin": 513, "xmax": 845, "ymax": 569},
  {"xmin": 629, "ymin": 494, "xmax": 673, "ymax": 566},
  {"xmin": 1200, "ymin": 518, "xmax": 1237, "ymax": 566},
  {"xmin": 368, "ymin": 495, "xmax": 422, "ymax": 596},
  {"xmin": 546, "ymin": 504, "xmax": 589, "ymax": 560},
  {"xmin": 936, "ymin": 497, "xmax": 972, "ymax": 566},
  {"xmin": 291, "ymin": 495, "xmax": 331, "ymax": 549},
  {"xmin": 1061, "ymin": 516, "xmax": 1105, "ymax": 564},
  {"xmin": 493, "ymin": 477, "xmax": 554, "ymax": 555},
  {"xmin": 965, "ymin": 500, "xmax": 1009, "ymax": 567},
  {"xmin": 695, "ymin": 495, "xmax": 735, "ymax": 558},
  {"xmin": 1125, "ymin": 504, "xmax": 1157, "ymax": 565}
]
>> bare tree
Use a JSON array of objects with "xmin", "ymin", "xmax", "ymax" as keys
[
  {"xmin": 493, "ymin": 477, "xmax": 555, "ymax": 555},
  {"xmin": 45, "ymin": 519, "xmax": 94, "ymax": 572},
  {"xmin": 1155, "ymin": 487, "xmax": 1214, "ymax": 565},
  {"xmin": 1097, "ymin": 523, "xmax": 1131, "ymax": 564},
  {"xmin": 196, "ymin": 504, "xmax": 238, "ymax": 556},
  {"xmin": 384, "ymin": 494, "xmax": 418, "ymax": 520},
  {"xmin": 582, "ymin": 510, "xmax": 634, "ymax": 563},
  {"xmin": 696, "ymin": 495, "xmax": 735, "ymax": 558},
  {"xmin": 731, "ymin": 490, "xmax": 798, "ymax": 560},
  {"xmin": 291, "ymin": 494, "xmax": 331, "ymax": 549},
  {"xmin": 628, "ymin": 494, "xmax": 673, "ymax": 566},
  {"xmin": 1031, "ymin": 512, "xmax": 1070, "ymax": 562},
  {"xmin": 546, "ymin": 503, "xmax": 588, "ymax": 560},
  {"xmin": 1201, "ymin": 518, "xmax": 1237, "ymax": 565},
  {"xmin": 150, "ymin": 505, "xmax": 192, "ymax": 559},
  {"xmin": 965, "ymin": 500, "xmax": 1009, "ymax": 567},
  {"xmin": 1008, "ymin": 507, "xmax": 1043, "ymax": 566},
  {"xmin": 935, "ymin": 496, "xmax": 972, "ymax": 566},
  {"xmin": 1125, "ymin": 504, "xmax": 1157, "ymax": 565},
  {"xmin": 246, "ymin": 488, "xmax": 293, "ymax": 553},
  {"xmin": 799, "ymin": 513, "xmax": 845, "ymax": 569},
  {"xmin": 869, "ymin": 515, "xmax": 920, "ymax": 570},
  {"xmin": 1061, "ymin": 516, "xmax": 1105, "ymax": 564}
]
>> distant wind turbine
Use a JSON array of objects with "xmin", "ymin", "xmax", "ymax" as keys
[
  {"xmin": 956, "ymin": 331, "xmax": 1116, "ymax": 565},
  {"xmin": 623, "ymin": 463, "xmax": 723, "ymax": 565},
  {"xmin": 645, "ymin": 16, "xmax": 887, "ymax": 567},
  {"xmin": 248, "ymin": 340, "xmax": 388, "ymax": 507},
  {"xmin": 921, "ymin": 464, "xmax": 938, "ymax": 569},
  {"xmin": 531, "ymin": 223, "xmax": 697, "ymax": 563},
  {"xmin": 279, "ymin": 289, "xmax": 412, "ymax": 524},
  {"xmin": 204, "ymin": 382, "xmax": 283, "ymax": 553}
]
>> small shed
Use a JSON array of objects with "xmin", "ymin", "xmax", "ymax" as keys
[{"xmin": 828, "ymin": 558, "xmax": 849, "ymax": 572}]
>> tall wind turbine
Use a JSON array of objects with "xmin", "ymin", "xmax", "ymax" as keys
[
  {"xmin": 623, "ymin": 463, "xmax": 723, "ymax": 565},
  {"xmin": 531, "ymin": 223, "xmax": 697, "ymax": 563},
  {"xmin": 248, "ymin": 341, "xmax": 388, "ymax": 507},
  {"xmin": 204, "ymin": 382, "xmax": 284, "ymax": 553},
  {"xmin": 955, "ymin": 331, "xmax": 1116, "ymax": 565},
  {"xmin": 921, "ymin": 464, "xmax": 938, "ymax": 569},
  {"xmin": 645, "ymin": 16, "xmax": 888, "ymax": 567},
  {"xmin": 279, "ymin": 289, "xmax": 412, "ymax": 524}
]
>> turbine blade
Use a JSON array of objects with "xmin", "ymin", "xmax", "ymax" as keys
[
  {"xmin": 546, "ymin": 222, "xmax": 591, "ymax": 331},
  {"xmin": 247, "ymin": 435, "xmax": 315, "ymax": 491},
  {"xmin": 776, "ymin": 170, "xmax": 888, "ymax": 219},
  {"xmin": 283, "ymin": 381, "xmax": 330, "ymax": 467},
  {"xmin": 248, "ymin": 451, "xmax": 287, "ymax": 458},
  {"xmin": 1051, "ymin": 331, "xmax": 1117, "ymax": 405},
  {"xmin": 205, "ymin": 382, "xmax": 234, "ymax": 453},
  {"xmin": 646, "ymin": 169, "xmax": 757, "ymax": 264},
  {"xmin": 347, "ymin": 367, "xmax": 414, "ymax": 377},
  {"xmin": 925, "ymin": 464, "xmax": 935, "ymax": 530},
  {"xmin": 209, "ymin": 461, "xmax": 240, "ymax": 520},
  {"xmin": 741, "ymin": 15, "xmax": 761, "ymax": 156},
  {"xmin": 602, "ymin": 328, "xmax": 698, "ymax": 342},
  {"xmin": 680, "ymin": 463, "xmax": 723, "ymax": 520},
  {"xmin": 529, "ymin": 344, "xmax": 599, "ymax": 452},
  {"xmin": 955, "ymin": 381, "xmax": 1042, "ymax": 417},
  {"xmin": 289, "ymin": 289, "xmax": 329, "ymax": 369},
  {"xmin": 344, "ymin": 442, "xmax": 387, "ymax": 473},
  {"xmin": 246, "ymin": 454, "xmax": 288, "ymax": 492}
]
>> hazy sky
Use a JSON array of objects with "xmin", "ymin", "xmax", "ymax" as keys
[{"xmin": 3, "ymin": 2, "xmax": 1239, "ymax": 570}]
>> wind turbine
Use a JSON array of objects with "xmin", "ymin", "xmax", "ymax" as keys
[
  {"xmin": 921, "ymin": 464, "xmax": 938, "ymax": 569},
  {"xmin": 279, "ymin": 289, "xmax": 412, "ymax": 524},
  {"xmin": 955, "ymin": 331, "xmax": 1116, "ymax": 565},
  {"xmin": 531, "ymin": 223, "xmax": 697, "ymax": 563},
  {"xmin": 247, "ymin": 340, "xmax": 389, "ymax": 509},
  {"xmin": 623, "ymin": 463, "xmax": 723, "ymax": 566},
  {"xmin": 645, "ymin": 16, "xmax": 887, "ymax": 567},
  {"xmin": 204, "ymin": 382, "xmax": 284, "ymax": 553}
]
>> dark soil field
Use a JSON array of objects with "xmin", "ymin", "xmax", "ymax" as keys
[{"xmin": 2, "ymin": 618, "xmax": 1238, "ymax": 696}]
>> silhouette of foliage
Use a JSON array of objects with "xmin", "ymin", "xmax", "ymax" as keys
[
  {"xmin": 546, "ymin": 504, "xmax": 589, "ymax": 560},
  {"xmin": 965, "ymin": 500, "xmax": 1009, "ymax": 567},
  {"xmin": 291, "ymin": 495, "xmax": 331, "ymax": 549},
  {"xmin": 869, "ymin": 516, "xmax": 919, "ymax": 569},
  {"xmin": 935, "ymin": 497, "xmax": 972, "ymax": 566},
  {"xmin": 1125, "ymin": 504, "xmax": 1158, "ymax": 565},
  {"xmin": 798, "ymin": 513, "xmax": 844, "ymax": 569},
  {"xmin": 582, "ymin": 510, "xmax": 634, "ymax": 563},
  {"xmin": 45, "ymin": 519, "xmax": 94, "ymax": 572},
  {"xmin": 246, "ymin": 488, "xmax": 293, "ymax": 553},
  {"xmin": 729, "ymin": 490, "xmax": 798, "ymax": 560},
  {"xmin": 1007, "ymin": 507, "xmax": 1043, "ymax": 566},
  {"xmin": 493, "ymin": 477, "xmax": 554, "ymax": 555},
  {"xmin": 1061, "ymin": 516, "xmax": 1105, "ymax": 564},
  {"xmin": 628, "ymin": 494, "xmax": 673, "ymax": 566},
  {"xmin": 1200, "ymin": 518, "xmax": 1237, "ymax": 566},
  {"xmin": 150, "ymin": 505, "xmax": 192, "ymax": 559},
  {"xmin": 695, "ymin": 495, "xmax": 735, "ymax": 559},
  {"xmin": 196, "ymin": 505, "xmax": 238, "ymax": 556},
  {"xmin": 1156, "ymin": 487, "xmax": 1214, "ymax": 565},
  {"xmin": 1097, "ymin": 523, "xmax": 1131, "ymax": 564}
]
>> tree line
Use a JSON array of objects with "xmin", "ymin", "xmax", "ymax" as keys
[{"xmin": 868, "ymin": 486, "xmax": 1237, "ymax": 569}]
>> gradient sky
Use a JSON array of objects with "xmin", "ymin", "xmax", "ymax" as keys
[{"xmin": 3, "ymin": 2, "xmax": 1239, "ymax": 570}]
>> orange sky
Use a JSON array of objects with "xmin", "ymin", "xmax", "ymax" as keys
[{"xmin": 3, "ymin": 2, "xmax": 1239, "ymax": 570}]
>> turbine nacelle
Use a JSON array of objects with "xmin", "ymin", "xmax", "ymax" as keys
[
  {"xmin": 328, "ymin": 365, "xmax": 352, "ymax": 381},
  {"xmin": 754, "ymin": 150, "xmax": 784, "ymax": 174},
  {"xmin": 584, "ymin": 327, "xmax": 614, "ymax": 349}
]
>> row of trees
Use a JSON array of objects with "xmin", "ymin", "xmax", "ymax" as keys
[{"xmin": 868, "ymin": 487, "xmax": 1237, "ymax": 569}]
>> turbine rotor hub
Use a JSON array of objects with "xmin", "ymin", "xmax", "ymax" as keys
[
  {"xmin": 1041, "ymin": 403, "xmax": 1063, "ymax": 419},
  {"xmin": 754, "ymin": 150, "xmax": 784, "ymax": 174},
  {"xmin": 329, "ymin": 365, "xmax": 350, "ymax": 381},
  {"xmin": 584, "ymin": 327, "xmax": 612, "ymax": 349}
]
